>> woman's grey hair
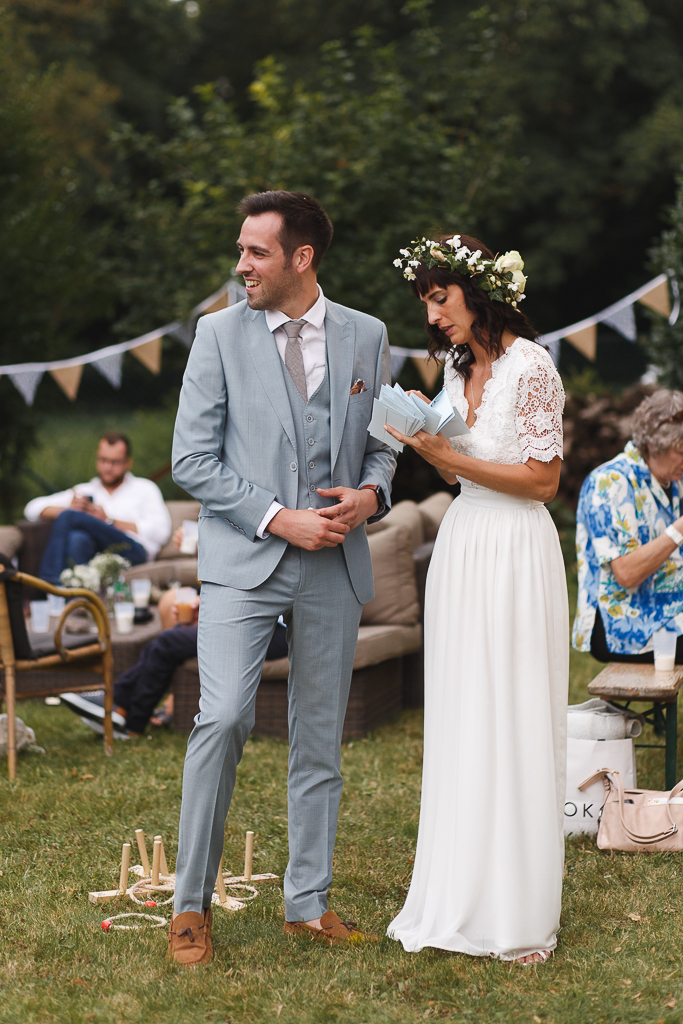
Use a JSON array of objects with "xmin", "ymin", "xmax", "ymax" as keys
[{"xmin": 632, "ymin": 389, "xmax": 683, "ymax": 457}]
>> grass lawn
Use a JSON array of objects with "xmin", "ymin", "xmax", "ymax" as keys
[{"xmin": 3, "ymin": 574, "xmax": 683, "ymax": 1022}]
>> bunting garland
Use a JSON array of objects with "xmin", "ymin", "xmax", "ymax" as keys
[
  {"xmin": 0, "ymin": 281, "xmax": 243, "ymax": 405},
  {"xmin": 1, "ymin": 272, "xmax": 679, "ymax": 404}
]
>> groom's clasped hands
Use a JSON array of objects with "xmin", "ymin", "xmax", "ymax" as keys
[{"xmin": 268, "ymin": 486, "xmax": 379, "ymax": 550}]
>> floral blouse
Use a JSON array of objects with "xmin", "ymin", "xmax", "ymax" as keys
[{"xmin": 573, "ymin": 441, "xmax": 683, "ymax": 655}]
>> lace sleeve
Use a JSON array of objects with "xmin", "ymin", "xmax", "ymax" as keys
[{"xmin": 515, "ymin": 353, "xmax": 565, "ymax": 463}]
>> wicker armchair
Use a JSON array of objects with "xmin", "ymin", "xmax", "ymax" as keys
[{"xmin": 0, "ymin": 565, "xmax": 114, "ymax": 780}]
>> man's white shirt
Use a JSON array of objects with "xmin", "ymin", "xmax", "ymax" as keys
[
  {"xmin": 257, "ymin": 286, "xmax": 327, "ymax": 539},
  {"xmin": 24, "ymin": 473, "xmax": 172, "ymax": 560}
]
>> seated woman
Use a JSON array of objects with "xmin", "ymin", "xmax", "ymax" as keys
[{"xmin": 574, "ymin": 389, "xmax": 683, "ymax": 663}]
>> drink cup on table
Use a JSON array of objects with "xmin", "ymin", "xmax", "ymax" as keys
[
  {"xmin": 47, "ymin": 594, "xmax": 66, "ymax": 618},
  {"xmin": 179, "ymin": 520, "xmax": 199, "ymax": 555},
  {"xmin": 653, "ymin": 627, "xmax": 677, "ymax": 672},
  {"xmin": 30, "ymin": 600, "xmax": 50, "ymax": 633},
  {"xmin": 175, "ymin": 586, "xmax": 198, "ymax": 624},
  {"xmin": 114, "ymin": 602, "xmax": 135, "ymax": 634},
  {"xmin": 131, "ymin": 578, "xmax": 152, "ymax": 609}
]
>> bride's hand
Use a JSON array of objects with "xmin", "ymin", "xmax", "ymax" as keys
[
  {"xmin": 383, "ymin": 424, "xmax": 456, "ymax": 474},
  {"xmin": 406, "ymin": 389, "xmax": 430, "ymax": 404}
]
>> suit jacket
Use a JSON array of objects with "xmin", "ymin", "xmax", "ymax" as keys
[{"xmin": 172, "ymin": 297, "xmax": 396, "ymax": 604}]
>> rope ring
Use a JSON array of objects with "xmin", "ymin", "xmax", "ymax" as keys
[
  {"xmin": 101, "ymin": 912, "xmax": 167, "ymax": 931},
  {"xmin": 128, "ymin": 877, "xmax": 175, "ymax": 906}
]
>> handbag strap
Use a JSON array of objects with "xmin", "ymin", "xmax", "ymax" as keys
[{"xmin": 579, "ymin": 769, "xmax": 679, "ymax": 845}]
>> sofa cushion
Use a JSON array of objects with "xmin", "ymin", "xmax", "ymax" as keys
[
  {"xmin": 156, "ymin": 501, "xmax": 201, "ymax": 560},
  {"xmin": 125, "ymin": 559, "xmax": 199, "ymax": 589},
  {"xmin": 0, "ymin": 526, "xmax": 22, "ymax": 561},
  {"xmin": 259, "ymin": 623, "xmax": 423, "ymax": 680},
  {"xmin": 382, "ymin": 500, "xmax": 425, "ymax": 548},
  {"xmin": 361, "ymin": 524, "xmax": 421, "ymax": 626},
  {"xmin": 418, "ymin": 491, "xmax": 454, "ymax": 541}
]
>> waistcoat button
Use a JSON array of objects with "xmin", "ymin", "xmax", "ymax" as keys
[
  {"xmin": 290, "ymin": 462, "xmax": 297, "ymax": 471},
  {"xmin": 310, "ymin": 484, "xmax": 316, "ymax": 491},
  {"xmin": 308, "ymin": 438, "xmax": 315, "ymax": 445},
  {"xmin": 306, "ymin": 415, "xmax": 313, "ymax": 422},
  {"xmin": 309, "ymin": 461, "xmax": 315, "ymax": 469}
]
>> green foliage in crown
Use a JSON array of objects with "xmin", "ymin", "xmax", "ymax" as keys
[{"xmin": 393, "ymin": 236, "xmax": 527, "ymax": 308}]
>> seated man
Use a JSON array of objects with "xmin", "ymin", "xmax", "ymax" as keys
[
  {"xmin": 24, "ymin": 431, "xmax": 171, "ymax": 584},
  {"xmin": 59, "ymin": 588, "xmax": 288, "ymax": 737},
  {"xmin": 573, "ymin": 389, "xmax": 683, "ymax": 662}
]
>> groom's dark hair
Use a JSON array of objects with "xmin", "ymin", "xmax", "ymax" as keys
[{"xmin": 238, "ymin": 190, "xmax": 333, "ymax": 270}]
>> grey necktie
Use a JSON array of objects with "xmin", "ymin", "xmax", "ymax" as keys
[{"xmin": 282, "ymin": 319, "xmax": 308, "ymax": 403}]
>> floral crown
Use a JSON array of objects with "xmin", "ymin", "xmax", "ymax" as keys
[{"xmin": 393, "ymin": 235, "xmax": 527, "ymax": 308}]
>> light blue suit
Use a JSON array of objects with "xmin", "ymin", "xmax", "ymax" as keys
[{"xmin": 171, "ymin": 297, "xmax": 395, "ymax": 920}]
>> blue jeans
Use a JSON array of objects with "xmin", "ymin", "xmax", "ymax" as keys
[{"xmin": 39, "ymin": 509, "xmax": 148, "ymax": 584}]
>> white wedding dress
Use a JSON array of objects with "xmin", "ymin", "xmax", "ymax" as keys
[{"xmin": 388, "ymin": 337, "xmax": 568, "ymax": 960}]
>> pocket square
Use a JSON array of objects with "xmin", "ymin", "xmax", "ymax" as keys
[{"xmin": 350, "ymin": 378, "xmax": 367, "ymax": 395}]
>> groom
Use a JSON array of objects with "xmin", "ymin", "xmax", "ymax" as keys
[{"xmin": 169, "ymin": 190, "xmax": 395, "ymax": 963}]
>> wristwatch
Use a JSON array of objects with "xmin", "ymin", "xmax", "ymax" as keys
[
  {"xmin": 105, "ymin": 517, "xmax": 114, "ymax": 527},
  {"xmin": 359, "ymin": 484, "xmax": 386, "ymax": 517}
]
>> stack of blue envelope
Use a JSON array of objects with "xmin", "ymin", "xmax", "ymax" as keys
[{"xmin": 367, "ymin": 383, "xmax": 470, "ymax": 453}]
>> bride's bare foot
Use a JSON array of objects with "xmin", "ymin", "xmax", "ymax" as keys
[{"xmin": 514, "ymin": 950, "xmax": 551, "ymax": 965}]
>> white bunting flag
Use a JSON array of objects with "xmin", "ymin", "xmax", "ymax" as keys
[
  {"xmin": 93, "ymin": 352, "xmax": 123, "ymax": 388},
  {"xmin": 9, "ymin": 371, "xmax": 43, "ymax": 405},
  {"xmin": 601, "ymin": 304, "xmax": 637, "ymax": 341}
]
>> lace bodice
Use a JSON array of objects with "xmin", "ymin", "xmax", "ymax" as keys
[{"xmin": 445, "ymin": 337, "xmax": 564, "ymax": 490}]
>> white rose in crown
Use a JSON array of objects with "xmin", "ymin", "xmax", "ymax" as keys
[
  {"xmin": 511, "ymin": 269, "xmax": 527, "ymax": 292},
  {"xmin": 494, "ymin": 250, "xmax": 524, "ymax": 274}
]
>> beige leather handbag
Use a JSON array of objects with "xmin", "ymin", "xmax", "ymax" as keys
[{"xmin": 579, "ymin": 769, "xmax": 683, "ymax": 852}]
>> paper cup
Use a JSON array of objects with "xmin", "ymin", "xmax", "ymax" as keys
[
  {"xmin": 114, "ymin": 602, "xmax": 135, "ymax": 634},
  {"xmin": 30, "ymin": 600, "xmax": 50, "ymax": 633},
  {"xmin": 47, "ymin": 594, "xmax": 66, "ymax": 618},
  {"xmin": 131, "ymin": 578, "xmax": 152, "ymax": 609},
  {"xmin": 653, "ymin": 627, "xmax": 677, "ymax": 672},
  {"xmin": 179, "ymin": 520, "xmax": 199, "ymax": 555}
]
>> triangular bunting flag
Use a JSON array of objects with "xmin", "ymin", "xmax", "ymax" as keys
[
  {"xmin": 601, "ymin": 304, "xmax": 637, "ymax": 341},
  {"xmin": 412, "ymin": 356, "xmax": 444, "ymax": 391},
  {"xmin": 201, "ymin": 287, "xmax": 228, "ymax": 315},
  {"xmin": 638, "ymin": 279, "xmax": 671, "ymax": 318},
  {"xmin": 564, "ymin": 324, "xmax": 597, "ymax": 361},
  {"xmin": 50, "ymin": 364, "xmax": 83, "ymax": 401},
  {"xmin": 93, "ymin": 353, "xmax": 123, "ymax": 388},
  {"xmin": 391, "ymin": 353, "xmax": 407, "ymax": 380},
  {"xmin": 169, "ymin": 318, "xmax": 197, "ymax": 349},
  {"xmin": 131, "ymin": 335, "xmax": 162, "ymax": 374},
  {"xmin": 9, "ymin": 370, "xmax": 43, "ymax": 405}
]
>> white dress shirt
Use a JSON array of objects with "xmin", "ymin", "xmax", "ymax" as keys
[
  {"xmin": 24, "ymin": 473, "xmax": 172, "ymax": 560},
  {"xmin": 256, "ymin": 286, "xmax": 328, "ymax": 538}
]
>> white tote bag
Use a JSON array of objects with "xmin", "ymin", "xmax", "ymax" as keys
[{"xmin": 564, "ymin": 699, "xmax": 641, "ymax": 836}]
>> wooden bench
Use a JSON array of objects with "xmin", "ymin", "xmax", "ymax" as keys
[{"xmin": 588, "ymin": 663, "xmax": 683, "ymax": 789}]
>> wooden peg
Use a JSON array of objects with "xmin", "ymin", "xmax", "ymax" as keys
[
  {"xmin": 151, "ymin": 838, "xmax": 161, "ymax": 886},
  {"xmin": 118, "ymin": 843, "xmax": 131, "ymax": 894},
  {"xmin": 215, "ymin": 857, "xmax": 228, "ymax": 904},
  {"xmin": 244, "ymin": 831, "xmax": 254, "ymax": 881},
  {"xmin": 154, "ymin": 834, "xmax": 169, "ymax": 876},
  {"xmin": 135, "ymin": 829, "xmax": 150, "ymax": 875}
]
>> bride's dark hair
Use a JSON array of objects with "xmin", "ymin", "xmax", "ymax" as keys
[{"xmin": 410, "ymin": 234, "xmax": 539, "ymax": 380}]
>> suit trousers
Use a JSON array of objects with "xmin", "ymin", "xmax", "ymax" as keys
[{"xmin": 173, "ymin": 543, "xmax": 362, "ymax": 921}]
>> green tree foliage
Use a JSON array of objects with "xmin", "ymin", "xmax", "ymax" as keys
[
  {"xmin": 644, "ymin": 175, "xmax": 683, "ymax": 389},
  {"xmin": 98, "ymin": 25, "xmax": 518, "ymax": 346}
]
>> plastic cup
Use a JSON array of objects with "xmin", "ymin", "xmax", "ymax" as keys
[
  {"xmin": 179, "ymin": 520, "xmax": 199, "ymax": 555},
  {"xmin": 175, "ymin": 586, "xmax": 198, "ymax": 624},
  {"xmin": 653, "ymin": 627, "xmax": 677, "ymax": 672},
  {"xmin": 114, "ymin": 602, "xmax": 135, "ymax": 634},
  {"xmin": 30, "ymin": 600, "xmax": 50, "ymax": 633},
  {"xmin": 47, "ymin": 594, "xmax": 66, "ymax": 617},
  {"xmin": 131, "ymin": 578, "xmax": 152, "ymax": 609}
]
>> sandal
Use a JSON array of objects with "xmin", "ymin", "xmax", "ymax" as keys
[{"xmin": 150, "ymin": 709, "xmax": 173, "ymax": 728}]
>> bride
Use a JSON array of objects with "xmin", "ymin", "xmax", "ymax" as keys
[{"xmin": 386, "ymin": 235, "xmax": 568, "ymax": 964}]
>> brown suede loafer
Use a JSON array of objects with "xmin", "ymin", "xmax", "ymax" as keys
[
  {"xmin": 284, "ymin": 909, "xmax": 378, "ymax": 946},
  {"xmin": 169, "ymin": 907, "xmax": 213, "ymax": 965}
]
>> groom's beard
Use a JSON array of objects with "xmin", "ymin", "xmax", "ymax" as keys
[{"xmin": 244, "ymin": 267, "xmax": 301, "ymax": 311}]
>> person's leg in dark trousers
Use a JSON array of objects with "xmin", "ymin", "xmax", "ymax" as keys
[
  {"xmin": 590, "ymin": 610, "xmax": 683, "ymax": 663},
  {"xmin": 39, "ymin": 509, "xmax": 148, "ymax": 583},
  {"xmin": 114, "ymin": 625, "xmax": 198, "ymax": 733}
]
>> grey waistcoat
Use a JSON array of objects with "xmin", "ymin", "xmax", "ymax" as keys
[{"xmin": 281, "ymin": 357, "xmax": 336, "ymax": 512}]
